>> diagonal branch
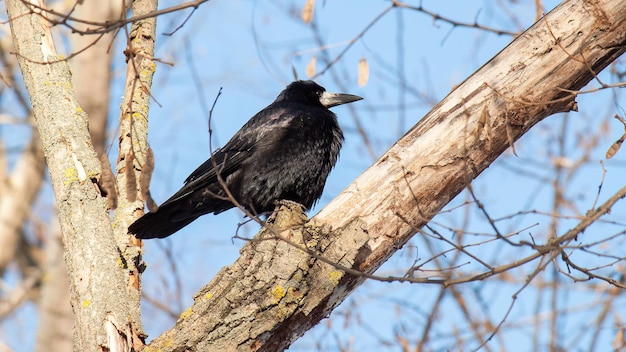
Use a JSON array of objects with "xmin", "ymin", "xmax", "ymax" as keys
[{"xmin": 145, "ymin": 0, "xmax": 626, "ymax": 350}]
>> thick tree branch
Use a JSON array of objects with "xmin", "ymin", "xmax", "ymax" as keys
[{"xmin": 145, "ymin": 0, "xmax": 626, "ymax": 350}]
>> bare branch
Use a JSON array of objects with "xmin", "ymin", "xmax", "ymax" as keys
[{"xmin": 143, "ymin": 0, "xmax": 626, "ymax": 349}]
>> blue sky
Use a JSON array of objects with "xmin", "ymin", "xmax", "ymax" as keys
[
  {"xmin": 129, "ymin": 0, "xmax": 626, "ymax": 350},
  {"xmin": 3, "ymin": 0, "xmax": 626, "ymax": 351}
]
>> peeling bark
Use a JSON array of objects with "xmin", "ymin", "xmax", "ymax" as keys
[{"xmin": 111, "ymin": 0, "xmax": 159, "ymax": 341}]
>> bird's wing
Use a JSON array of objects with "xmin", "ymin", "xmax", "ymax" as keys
[
  {"xmin": 159, "ymin": 147, "xmax": 251, "ymax": 208},
  {"xmin": 183, "ymin": 147, "xmax": 241, "ymax": 184},
  {"xmin": 158, "ymin": 104, "xmax": 293, "ymax": 208}
]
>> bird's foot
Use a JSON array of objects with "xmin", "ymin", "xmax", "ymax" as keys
[
  {"xmin": 266, "ymin": 199, "xmax": 307, "ymax": 228},
  {"xmin": 273, "ymin": 199, "xmax": 306, "ymax": 212}
]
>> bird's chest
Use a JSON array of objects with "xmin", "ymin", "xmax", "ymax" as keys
[
  {"xmin": 248, "ymin": 116, "xmax": 341, "ymax": 179},
  {"xmin": 288, "ymin": 115, "xmax": 341, "ymax": 151}
]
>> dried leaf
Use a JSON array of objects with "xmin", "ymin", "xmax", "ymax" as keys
[
  {"xmin": 504, "ymin": 110, "xmax": 518, "ymax": 157},
  {"xmin": 306, "ymin": 55, "xmax": 316, "ymax": 78},
  {"xmin": 475, "ymin": 105, "xmax": 492, "ymax": 149},
  {"xmin": 605, "ymin": 136, "xmax": 624, "ymax": 159},
  {"xmin": 485, "ymin": 108, "xmax": 493, "ymax": 142},
  {"xmin": 140, "ymin": 147, "xmax": 158, "ymax": 212},
  {"xmin": 606, "ymin": 114, "xmax": 626, "ymax": 159},
  {"xmin": 139, "ymin": 147, "xmax": 154, "ymax": 198},
  {"xmin": 475, "ymin": 106, "xmax": 487, "ymax": 137},
  {"xmin": 357, "ymin": 57, "xmax": 369, "ymax": 87},
  {"xmin": 302, "ymin": 0, "xmax": 315, "ymax": 23},
  {"xmin": 99, "ymin": 153, "xmax": 118, "ymax": 210},
  {"xmin": 125, "ymin": 152, "xmax": 137, "ymax": 202}
]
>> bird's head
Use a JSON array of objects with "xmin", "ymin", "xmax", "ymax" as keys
[{"xmin": 276, "ymin": 80, "xmax": 363, "ymax": 108}]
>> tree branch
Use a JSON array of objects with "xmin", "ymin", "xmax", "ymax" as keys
[
  {"xmin": 111, "ymin": 0, "xmax": 159, "ymax": 343},
  {"xmin": 145, "ymin": 0, "xmax": 626, "ymax": 350}
]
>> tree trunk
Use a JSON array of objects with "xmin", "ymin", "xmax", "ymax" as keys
[
  {"xmin": 6, "ymin": 0, "xmax": 143, "ymax": 351},
  {"xmin": 146, "ymin": 0, "xmax": 626, "ymax": 350},
  {"xmin": 34, "ymin": 2, "xmax": 129, "ymax": 351}
]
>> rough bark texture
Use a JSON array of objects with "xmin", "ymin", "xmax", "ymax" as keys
[
  {"xmin": 33, "ymin": 3, "xmax": 127, "ymax": 352},
  {"xmin": 145, "ymin": 0, "xmax": 626, "ymax": 350},
  {"xmin": 6, "ymin": 1, "xmax": 141, "ymax": 351},
  {"xmin": 111, "ymin": 0, "xmax": 159, "ymax": 338}
]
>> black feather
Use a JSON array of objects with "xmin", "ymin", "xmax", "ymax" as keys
[{"xmin": 128, "ymin": 80, "xmax": 362, "ymax": 239}]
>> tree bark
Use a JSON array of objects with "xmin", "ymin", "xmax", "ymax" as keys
[
  {"xmin": 6, "ymin": 0, "xmax": 142, "ymax": 351},
  {"xmin": 145, "ymin": 0, "xmax": 626, "ymax": 350},
  {"xmin": 112, "ymin": 0, "xmax": 159, "ymax": 338},
  {"xmin": 35, "ymin": 2, "xmax": 128, "ymax": 351}
]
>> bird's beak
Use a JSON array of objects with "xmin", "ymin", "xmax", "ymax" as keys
[{"xmin": 319, "ymin": 91, "xmax": 363, "ymax": 108}]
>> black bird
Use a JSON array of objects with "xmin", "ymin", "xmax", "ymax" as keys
[{"xmin": 128, "ymin": 80, "xmax": 362, "ymax": 239}]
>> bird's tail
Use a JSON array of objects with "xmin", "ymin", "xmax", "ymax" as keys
[{"xmin": 128, "ymin": 203, "xmax": 201, "ymax": 239}]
